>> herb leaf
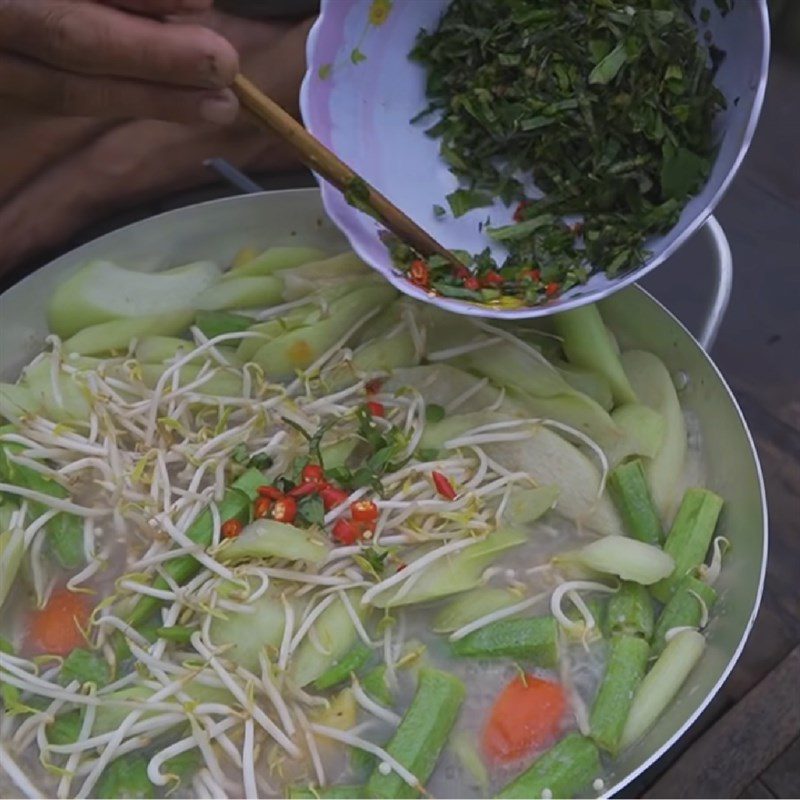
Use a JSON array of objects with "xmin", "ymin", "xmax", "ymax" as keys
[
  {"xmin": 298, "ymin": 494, "xmax": 325, "ymax": 526},
  {"xmin": 397, "ymin": 0, "xmax": 724, "ymax": 305},
  {"xmin": 588, "ymin": 42, "xmax": 628, "ymax": 85},
  {"xmin": 446, "ymin": 189, "xmax": 494, "ymax": 218},
  {"xmin": 60, "ymin": 648, "xmax": 110, "ymax": 688}
]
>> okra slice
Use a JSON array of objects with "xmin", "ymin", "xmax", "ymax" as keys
[
  {"xmin": 365, "ymin": 668, "xmax": 465, "ymax": 799},
  {"xmin": 498, "ymin": 733, "xmax": 601, "ymax": 799},
  {"xmin": 451, "ymin": 616, "xmax": 558, "ymax": 667}
]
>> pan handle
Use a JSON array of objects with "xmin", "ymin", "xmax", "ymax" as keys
[
  {"xmin": 695, "ymin": 214, "xmax": 733, "ymax": 352},
  {"xmin": 205, "ymin": 158, "xmax": 734, "ymax": 351}
]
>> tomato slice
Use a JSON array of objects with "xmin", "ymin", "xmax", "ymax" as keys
[
  {"xmin": 482, "ymin": 674, "xmax": 566, "ymax": 763},
  {"xmin": 25, "ymin": 588, "xmax": 91, "ymax": 657}
]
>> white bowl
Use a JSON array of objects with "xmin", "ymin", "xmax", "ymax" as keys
[{"xmin": 300, "ymin": 0, "xmax": 769, "ymax": 319}]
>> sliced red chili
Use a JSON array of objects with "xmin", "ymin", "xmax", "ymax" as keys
[
  {"xmin": 253, "ymin": 497, "xmax": 271, "ymax": 519},
  {"xmin": 366, "ymin": 401, "xmax": 385, "ymax": 418},
  {"xmin": 288, "ymin": 482, "xmax": 318, "ymax": 499},
  {"xmin": 481, "ymin": 270, "xmax": 505, "ymax": 287},
  {"xmin": 453, "ymin": 265, "xmax": 471, "ymax": 281},
  {"xmin": 301, "ymin": 464, "xmax": 326, "ymax": 485},
  {"xmin": 332, "ymin": 518, "xmax": 361, "ymax": 545},
  {"xmin": 365, "ymin": 378, "xmax": 384, "ymax": 395},
  {"xmin": 257, "ymin": 485, "xmax": 283, "ymax": 500},
  {"xmin": 270, "ymin": 497, "xmax": 297, "ymax": 524},
  {"xmin": 221, "ymin": 518, "xmax": 243, "ymax": 539},
  {"xmin": 545, "ymin": 282, "xmax": 561, "ymax": 297},
  {"xmin": 432, "ymin": 470, "xmax": 457, "ymax": 500},
  {"xmin": 464, "ymin": 276, "xmax": 480, "ymax": 292},
  {"xmin": 409, "ymin": 259, "xmax": 430, "ymax": 289},
  {"xmin": 351, "ymin": 499, "xmax": 379, "ymax": 525},
  {"xmin": 521, "ymin": 268, "xmax": 541, "ymax": 282},
  {"xmin": 320, "ymin": 486, "xmax": 350, "ymax": 511}
]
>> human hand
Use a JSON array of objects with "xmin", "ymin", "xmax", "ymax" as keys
[
  {"xmin": 0, "ymin": 10, "xmax": 313, "ymax": 275},
  {"xmin": 0, "ymin": 0, "xmax": 240, "ymax": 124}
]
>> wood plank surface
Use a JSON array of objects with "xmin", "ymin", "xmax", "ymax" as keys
[
  {"xmin": 739, "ymin": 778, "xmax": 778, "ymax": 799},
  {"xmin": 761, "ymin": 738, "xmax": 800, "ymax": 799},
  {"xmin": 643, "ymin": 646, "xmax": 800, "ymax": 799}
]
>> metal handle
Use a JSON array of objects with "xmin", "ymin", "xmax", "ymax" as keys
[
  {"xmin": 205, "ymin": 158, "xmax": 733, "ymax": 350},
  {"xmin": 696, "ymin": 214, "xmax": 733, "ymax": 352},
  {"xmin": 204, "ymin": 158, "xmax": 264, "ymax": 194}
]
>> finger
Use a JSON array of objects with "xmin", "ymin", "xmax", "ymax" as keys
[
  {"xmin": 0, "ymin": 117, "xmax": 110, "ymax": 205},
  {"xmin": 99, "ymin": 0, "xmax": 214, "ymax": 14},
  {"xmin": 0, "ymin": 53, "xmax": 239, "ymax": 124},
  {"xmin": 0, "ymin": 118, "xmax": 295, "ymax": 276},
  {"xmin": 0, "ymin": 0, "xmax": 238, "ymax": 88}
]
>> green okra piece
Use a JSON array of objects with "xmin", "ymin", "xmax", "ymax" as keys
[
  {"xmin": 194, "ymin": 310, "xmax": 253, "ymax": 339},
  {"xmin": 451, "ymin": 616, "xmax": 558, "ymax": 667},
  {"xmin": 313, "ymin": 642, "xmax": 373, "ymax": 691},
  {"xmin": 497, "ymin": 733, "xmax": 601, "ymax": 799},
  {"xmin": 0, "ymin": 437, "xmax": 83, "ymax": 569},
  {"xmin": 651, "ymin": 575, "xmax": 717, "ymax": 655},
  {"xmin": 651, "ymin": 488, "xmax": 724, "ymax": 603},
  {"xmin": 606, "ymin": 582, "xmax": 654, "ymax": 641},
  {"xmin": 365, "ymin": 668, "xmax": 465, "ymax": 799},
  {"xmin": 608, "ymin": 459, "xmax": 663, "ymax": 545},
  {"xmin": 288, "ymin": 786, "xmax": 366, "ymax": 799},
  {"xmin": 127, "ymin": 467, "xmax": 265, "ymax": 626},
  {"xmin": 589, "ymin": 634, "xmax": 650, "ymax": 754}
]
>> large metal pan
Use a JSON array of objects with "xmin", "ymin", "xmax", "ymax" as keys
[{"xmin": 0, "ymin": 189, "xmax": 767, "ymax": 797}]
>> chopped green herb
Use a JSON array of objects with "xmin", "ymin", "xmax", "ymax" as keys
[
  {"xmin": 357, "ymin": 547, "xmax": 389, "ymax": 578},
  {"xmin": 416, "ymin": 448, "xmax": 439, "ymax": 462},
  {"xmin": 446, "ymin": 188, "xmax": 494, "ymax": 218},
  {"xmin": 425, "ymin": 404, "xmax": 446, "ymax": 424},
  {"xmin": 344, "ymin": 177, "xmax": 378, "ymax": 220},
  {"xmin": 48, "ymin": 711, "xmax": 83, "ymax": 745},
  {"xmin": 298, "ymin": 494, "xmax": 325, "ymax": 526},
  {"xmin": 390, "ymin": 0, "xmax": 724, "ymax": 307},
  {"xmin": 231, "ymin": 443, "xmax": 249, "ymax": 464},
  {"xmin": 60, "ymin": 648, "xmax": 111, "ymax": 688},
  {"xmin": 248, "ymin": 452, "xmax": 274, "ymax": 470},
  {"xmin": 94, "ymin": 755, "xmax": 154, "ymax": 799},
  {"xmin": 326, "ymin": 466, "xmax": 353, "ymax": 485}
]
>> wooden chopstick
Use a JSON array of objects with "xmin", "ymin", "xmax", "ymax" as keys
[{"xmin": 232, "ymin": 73, "xmax": 463, "ymax": 269}]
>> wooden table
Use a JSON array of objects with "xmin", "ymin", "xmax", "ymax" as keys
[{"xmin": 5, "ymin": 44, "xmax": 799, "ymax": 800}]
